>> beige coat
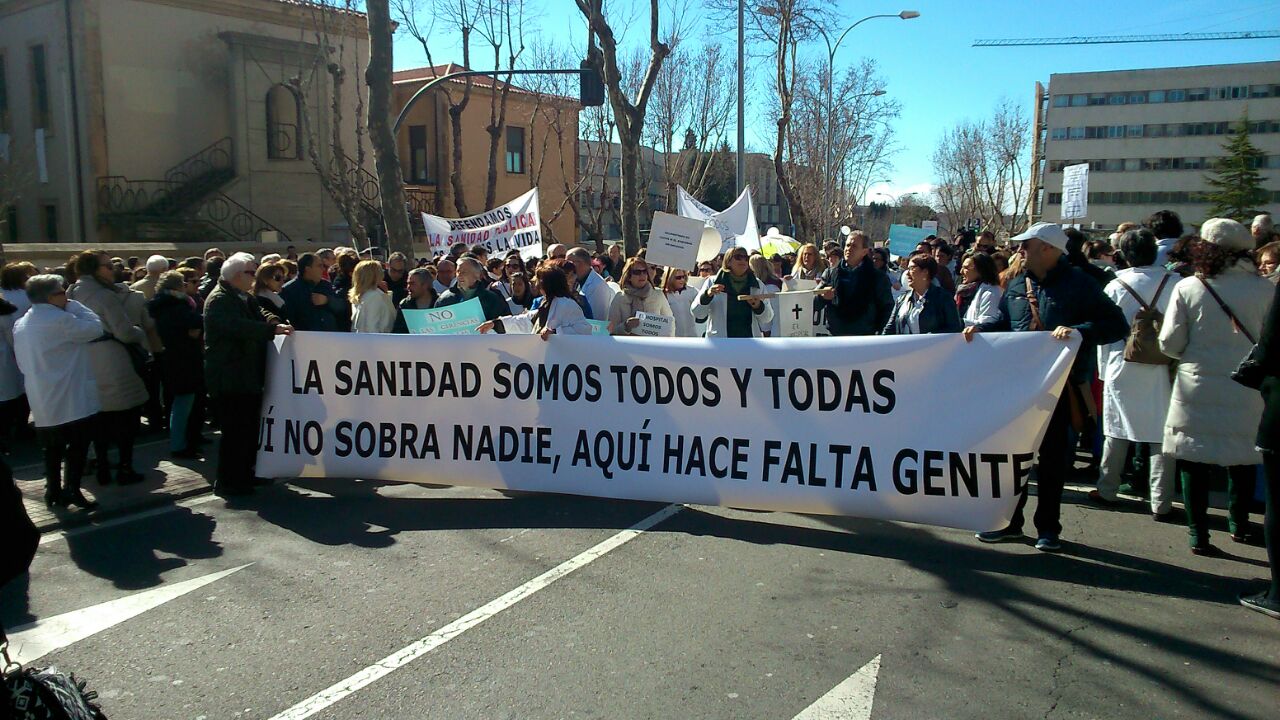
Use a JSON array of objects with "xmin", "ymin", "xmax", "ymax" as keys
[
  {"xmin": 68, "ymin": 278, "xmax": 150, "ymax": 412},
  {"xmin": 1158, "ymin": 261, "xmax": 1270, "ymax": 465},
  {"xmin": 607, "ymin": 285, "xmax": 674, "ymax": 336}
]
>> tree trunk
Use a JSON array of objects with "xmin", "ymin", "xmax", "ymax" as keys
[
  {"xmin": 618, "ymin": 128, "xmax": 642, "ymax": 256},
  {"xmin": 365, "ymin": 0, "xmax": 413, "ymax": 257}
]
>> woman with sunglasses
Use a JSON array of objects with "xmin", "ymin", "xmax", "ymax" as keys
[
  {"xmin": 477, "ymin": 266, "xmax": 592, "ymax": 339},
  {"xmin": 253, "ymin": 262, "xmax": 289, "ymax": 323},
  {"xmin": 692, "ymin": 248, "xmax": 774, "ymax": 338},
  {"xmin": 662, "ymin": 265, "xmax": 700, "ymax": 337},
  {"xmin": 608, "ymin": 258, "xmax": 675, "ymax": 336}
]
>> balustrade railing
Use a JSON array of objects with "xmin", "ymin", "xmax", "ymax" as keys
[{"xmin": 97, "ymin": 176, "xmax": 290, "ymax": 244}]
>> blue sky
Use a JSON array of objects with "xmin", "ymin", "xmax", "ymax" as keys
[{"xmin": 391, "ymin": 0, "xmax": 1280, "ymax": 204}]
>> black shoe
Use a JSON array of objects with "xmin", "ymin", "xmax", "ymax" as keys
[
  {"xmin": 116, "ymin": 468, "xmax": 145, "ymax": 485},
  {"xmin": 1190, "ymin": 543, "xmax": 1219, "ymax": 557},
  {"xmin": 1087, "ymin": 490, "xmax": 1121, "ymax": 508},
  {"xmin": 1239, "ymin": 592, "xmax": 1280, "ymax": 620},
  {"xmin": 171, "ymin": 447, "xmax": 203, "ymax": 460},
  {"xmin": 44, "ymin": 488, "xmax": 66, "ymax": 508},
  {"xmin": 1152, "ymin": 511, "xmax": 1178, "ymax": 523},
  {"xmin": 214, "ymin": 483, "xmax": 254, "ymax": 497},
  {"xmin": 61, "ymin": 489, "xmax": 99, "ymax": 510}
]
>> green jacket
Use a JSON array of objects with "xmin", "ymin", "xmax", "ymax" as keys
[{"xmin": 204, "ymin": 280, "xmax": 279, "ymax": 397}]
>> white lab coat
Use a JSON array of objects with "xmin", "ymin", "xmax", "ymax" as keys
[
  {"xmin": 499, "ymin": 297, "xmax": 594, "ymax": 335},
  {"xmin": 691, "ymin": 275, "xmax": 775, "ymax": 338},
  {"xmin": 352, "ymin": 289, "xmax": 397, "ymax": 333},
  {"xmin": 664, "ymin": 287, "xmax": 700, "ymax": 338},
  {"xmin": 577, "ymin": 270, "xmax": 617, "ymax": 322},
  {"xmin": 13, "ymin": 302, "xmax": 103, "ymax": 428},
  {"xmin": 962, "ymin": 283, "xmax": 1003, "ymax": 328},
  {"xmin": 1096, "ymin": 266, "xmax": 1175, "ymax": 443}
]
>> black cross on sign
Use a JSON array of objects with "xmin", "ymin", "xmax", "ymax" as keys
[{"xmin": 791, "ymin": 303, "xmax": 804, "ymax": 320}]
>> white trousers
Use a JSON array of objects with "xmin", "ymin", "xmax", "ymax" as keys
[{"xmin": 1097, "ymin": 436, "xmax": 1174, "ymax": 514}]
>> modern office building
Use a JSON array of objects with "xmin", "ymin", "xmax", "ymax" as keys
[{"xmin": 1031, "ymin": 61, "xmax": 1280, "ymax": 230}]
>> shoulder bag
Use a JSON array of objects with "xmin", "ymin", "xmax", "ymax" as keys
[{"xmin": 1198, "ymin": 278, "xmax": 1265, "ymax": 390}]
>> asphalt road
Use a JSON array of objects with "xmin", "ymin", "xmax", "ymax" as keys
[{"xmin": 3, "ymin": 479, "xmax": 1277, "ymax": 720}]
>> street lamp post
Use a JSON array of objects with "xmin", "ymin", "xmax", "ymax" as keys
[
  {"xmin": 737, "ymin": 0, "xmax": 746, "ymax": 195},
  {"xmin": 876, "ymin": 190, "xmax": 916, "ymax": 226},
  {"xmin": 754, "ymin": 8, "xmax": 919, "ymax": 240}
]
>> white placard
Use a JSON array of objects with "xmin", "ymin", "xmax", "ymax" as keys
[
  {"xmin": 644, "ymin": 211, "xmax": 706, "ymax": 270},
  {"xmin": 777, "ymin": 281, "xmax": 818, "ymax": 338},
  {"xmin": 921, "ymin": 220, "xmax": 939, "ymax": 236},
  {"xmin": 633, "ymin": 311, "xmax": 673, "ymax": 337},
  {"xmin": 257, "ymin": 331, "xmax": 1078, "ymax": 533},
  {"xmin": 1060, "ymin": 163, "xmax": 1089, "ymax": 221}
]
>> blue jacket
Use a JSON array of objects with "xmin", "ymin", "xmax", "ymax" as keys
[
  {"xmin": 280, "ymin": 277, "xmax": 345, "ymax": 332},
  {"xmin": 979, "ymin": 258, "xmax": 1128, "ymax": 383}
]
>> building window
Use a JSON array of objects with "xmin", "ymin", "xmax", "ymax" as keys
[
  {"xmin": 40, "ymin": 202, "xmax": 56, "ymax": 241},
  {"xmin": 1166, "ymin": 89, "xmax": 1185, "ymax": 102},
  {"xmin": 504, "ymin": 126, "xmax": 525, "ymax": 174},
  {"xmin": 1070, "ymin": 94, "xmax": 1087, "ymax": 107},
  {"xmin": 30, "ymin": 45, "xmax": 50, "ymax": 133},
  {"xmin": 1088, "ymin": 93, "xmax": 1107, "ymax": 106},
  {"xmin": 408, "ymin": 125, "xmax": 433, "ymax": 184},
  {"xmin": 1147, "ymin": 90, "xmax": 1165, "ymax": 103},
  {"xmin": 1052, "ymin": 95, "xmax": 1069, "ymax": 107},
  {"xmin": 1127, "ymin": 124, "xmax": 1143, "ymax": 138},
  {"xmin": 0, "ymin": 53, "xmax": 9, "ymax": 134},
  {"xmin": 1069, "ymin": 127, "xmax": 1085, "ymax": 139},
  {"xmin": 1108, "ymin": 93, "xmax": 1126, "ymax": 105},
  {"xmin": 266, "ymin": 84, "xmax": 302, "ymax": 160},
  {"xmin": 1050, "ymin": 127, "xmax": 1067, "ymax": 140},
  {"xmin": 1186, "ymin": 87, "xmax": 1208, "ymax": 102},
  {"xmin": 1129, "ymin": 92, "xmax": 1146, "ymax": 104}
]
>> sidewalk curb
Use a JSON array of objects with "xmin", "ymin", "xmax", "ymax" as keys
[{"xmin": 35, "ymin": 483, "xmax": 213, "ymax": 534}]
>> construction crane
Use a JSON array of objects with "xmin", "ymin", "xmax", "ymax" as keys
[{"xmin": 974, "ymin": 30, "xmax": 1279, "ymax": 47}]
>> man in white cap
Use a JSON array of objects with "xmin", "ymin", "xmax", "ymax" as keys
[
  {"xmin": 130, "ymin": 254, "xmax": 170, "ymax": 300},
  {"xmin": 965, "ymin": 222, "xmax": 1128, "ymax": 552}
]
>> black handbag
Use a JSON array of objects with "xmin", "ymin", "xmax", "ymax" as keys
[
  {"xmin": 1, "ymin": 630, "xmax": 107, "ymax": 720},
  {"xmin": 1231, "ymin": 344, "xmax": 1266, "ymax": 390}
]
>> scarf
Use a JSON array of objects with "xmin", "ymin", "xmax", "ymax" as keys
[{"xmin": 955, "ymin": 281, "xmax": 981, "ymax": 315}]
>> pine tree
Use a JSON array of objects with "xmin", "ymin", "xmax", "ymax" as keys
[{"xmin": 1203, "ymin": 113, "xmax": 1270, "ymax": 222}]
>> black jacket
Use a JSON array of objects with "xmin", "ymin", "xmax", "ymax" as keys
[
  {"xmin": 280, "ymin": 277, "xmax": 344, "ymax": 332},
  {"xmin": 816, "ymin": 255, "xmax": 894, "ymax": 337},
  {"xmin": 882, "ymin": 285, "xmax": 962, "ymax": 336},
  {"xmin": 435, "ymin": 285, "xmax": 508, "ymax": 323},
  {"xmin": 979, "ymin": 258, "xmax": 1129, "ymax": 383},
  {"xmin": 1255, "ymin": 282, "xmax": 1280, "ymax": 452},
  {"xmin": 148, "ymin": 293, "xmax": 205, "ymax": 395},
  {"xmin": 204, "ymin": 281, "xmax": 279, "ymax": 397},
  {"xmin": 393, "ymin": 295, "xmax": 435, "ymax": 334}
]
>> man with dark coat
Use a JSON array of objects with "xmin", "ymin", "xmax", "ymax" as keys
[
  {"xmin": 815, "ymin": 230, "xmax": 894, "ymax": 336},
  {"xmin": 280, "ymin": 253, "xmax": 345, "ymax": 332},
  {"xmin": 967, "ymin": 223, "xmax": 1128, "ymax": 552},
  {"xmin": 393, "ymin": 268, "xmax": 438, "ymax": 334},
  {"xmin": 204, "ymin": 253, "xmax": 292, "ymax": 496},
  {"xmin": 434, "ymin": 257, "xmax": 507, "ymax": 325}
]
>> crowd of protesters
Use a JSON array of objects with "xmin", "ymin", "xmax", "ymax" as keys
[{"xmin": 0, "ymin": 209, "xmax": 1276, "ymax": 620}]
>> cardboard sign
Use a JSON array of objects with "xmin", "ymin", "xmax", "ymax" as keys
[
  {"xmin": 777, "ymin": 282, "xmax": 818, "ymax": 338},
  {"xmin": 633, "ymin": 312, "xmax": 673, "ymax": 337},
  {"xmin": 645, "ymin": 211, "xmax": 706, "ymax": 270},
  {"xmin": 402, "ymin": 298, "xmax": 486, "ymax": 335},
  {"xmin": 586, "ymin": 320, "xmax": 611, "ymax": 336}
]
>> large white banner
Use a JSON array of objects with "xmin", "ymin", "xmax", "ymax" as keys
[
  {"xmin": 676, "ymin": 186, "xmax": 761, "ymax": 253},
  {"xmin": 420, "ymin": 188, "xmax": 543, "ymax": 260},
  {"xmin": 256, "ymin": 333, "xmax": 1079, "ymax": 533},
  {"xmin": 1060, "ymin": 163, "xmax": 1089, "ymax": 221}
]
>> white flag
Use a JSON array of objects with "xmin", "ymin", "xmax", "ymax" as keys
[{"xmin": 676, "ymin": 186, "xmax": 761, "ymax": 253}]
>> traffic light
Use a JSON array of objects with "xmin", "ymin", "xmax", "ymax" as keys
[{"xmin": 580, "ymin": 61, "xmax": 605, "ymax": 107}]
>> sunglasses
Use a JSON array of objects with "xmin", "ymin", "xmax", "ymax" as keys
[{"xmin": 629, "ymin": 268, "xmax": 650, "ymax": 276}]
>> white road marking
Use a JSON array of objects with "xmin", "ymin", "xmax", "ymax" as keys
[
  {"xmin": 792, "ymin": 654, "xmax": 882, "ymax": 720},
  {"xmin": 39, "ymin": 493, "xmax": 220, "ymax": 546},
  {"xmin": 5, "ymin": 564, "xmax": 252, "ymax": 665},
  {"xmin": 268, "ymin": 503, "xmax": 684, "ymax": 720}
]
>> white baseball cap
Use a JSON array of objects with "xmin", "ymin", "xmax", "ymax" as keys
[{"xmin": 1010, "ymin": 222, "xmax": 1069, "ymax": 253}]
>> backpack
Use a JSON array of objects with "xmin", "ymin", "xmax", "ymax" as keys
[{"xmin": 1114, "ymin": 275, "xmax": 1172, "ymax": 365}]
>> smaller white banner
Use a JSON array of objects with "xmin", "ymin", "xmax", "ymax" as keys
[
  {"xmin": 421, "ymin": 188, "xmax": 543, "ymax": 261},
  {"xmin": 645, "ymin": 211, "xmax": 705, "ymax": 270},
  {"xmin": 633, "ymin": 312, "xmax": 673, "ymax": 337},
  {"xmin": 1060, "ymin": 163, "xmax": 1089, "ymax": 221}
]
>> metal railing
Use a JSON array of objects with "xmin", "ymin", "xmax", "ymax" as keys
[
  {"xmin": 97, "ymin": 176, "xmax": 290, "ymax": 244},
  {"xmin": 164, "ymin": 137, "xmax": 234, "ymax": 186}
]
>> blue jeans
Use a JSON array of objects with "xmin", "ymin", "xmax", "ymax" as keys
[{"xmin": 170, "ymin": 394, "xmax": 195, "ymax": 452}]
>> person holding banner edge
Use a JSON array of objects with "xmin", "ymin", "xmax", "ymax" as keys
[
  {"xmin": 435, "ymin": 258, "xmax": 508, "ymax": 327},
  {"xmin": 967, "ymin": 222, "xmax": 1129, "ymax": 552}
]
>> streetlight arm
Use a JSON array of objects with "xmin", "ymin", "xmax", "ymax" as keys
[{"xmin": 832, "ymin": 14, "xmax": 900, "ymax": 55}]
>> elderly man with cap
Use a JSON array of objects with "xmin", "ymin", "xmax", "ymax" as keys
[
  {"xmin": 966, "ymin": 222, "xmax": 1128, "ymax": 552},
  {"xmin": 205, "ymin": 253, "xmax": 293, "ymax": 497},
  {"xmin": 130, "ymin": 255, "xmax": 170, "ymax": 300},
  {"xmin": 1159, "ymin": 218, "xmax": 1273, "ymax": 555}
]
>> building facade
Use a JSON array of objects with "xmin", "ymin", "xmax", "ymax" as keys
[
  {"xmin": 392, "ymin": 64, "xmax": 580, "ymax": 248},
  {"xmin": 0, "ymin": 0, "xmax": 381, "ymax": 249},
  {"xmin": 1034, "ymin": 61, "xmax": 1280, "ymax": 230}
]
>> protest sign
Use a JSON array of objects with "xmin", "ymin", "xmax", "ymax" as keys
[
  {"xmin": 645, "ymin": 212, "xmax": 706, "ymax": 270},
  {"xmin": 676, "ymin": 185, "xmax": 761, "ymax": 253},
  {"xmin": 257, "ymin": 332, "xmax": 1079, "ymax": 532},
  {"xmin": 402, "ymin": 298, "xmax": 486, "ymax": 335},
  {"xmin": 587, "ymin": 320, "xmax": 611, "ymax": 336},
  {"xmin": 421, "ymin": 188, "xmax": 543, "ymax": 261},
  {"xmin": 1061, "ymin": 163, "xmax": 1089, "ymax": 221},
  {"xmin": 777, "ymin": 280, "xmax": 817, "ymax": 338},
  {"xmin": 888, "ymin": 224, "xmax": 935, "ymax": 258},
  {"xmin": 921, "ymin": 220, "xmax": 939, "ymax": 236},
  {"xmin": 633, "ymin": 312, "xmax": 674, "ymax": 337}
]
